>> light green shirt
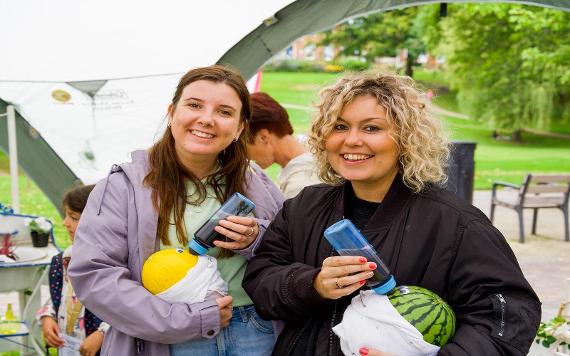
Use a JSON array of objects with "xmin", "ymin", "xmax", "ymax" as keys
[{"xmin": 161, "ymin": 181, "xmax": 253, "ymax": 307}]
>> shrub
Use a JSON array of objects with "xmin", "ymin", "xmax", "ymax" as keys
[{"xmin": 337, "ymin": 57, "xmax": 370, "ymax": 71}]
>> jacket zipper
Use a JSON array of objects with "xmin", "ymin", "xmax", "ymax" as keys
[
  {"xmin": 286, "ymin": 318, "xmax": 312, "ymax": 356},
  {"xmin": 328, "ymin": 302, "xmax": 337, "ymax": 356}
]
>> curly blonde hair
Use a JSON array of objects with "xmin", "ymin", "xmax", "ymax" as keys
[{"xmin": 308, "ymin": 72, "xmax": 449, "ymax": 193}]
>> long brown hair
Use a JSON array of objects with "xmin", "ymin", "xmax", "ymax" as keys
[{"xmin": 144, "ymin": 65, "xmax": 252, "ymax": 253}]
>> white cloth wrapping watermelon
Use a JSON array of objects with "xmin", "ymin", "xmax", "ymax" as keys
[
  {"xmin": 333, "ymin": 287, "xmax": 453, "ymax": 356},
  {"xmin": 156, "ymin": 255, "xmax": 227, "ymax": 304}
]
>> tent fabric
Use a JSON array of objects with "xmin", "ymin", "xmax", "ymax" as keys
[
  {"xmin": 0, "ymin": 0, "xmax": 568, "ymax": 210},
  {"xmin": 220, "ymin": 0, "xmax": 570, "ymax": 79}
]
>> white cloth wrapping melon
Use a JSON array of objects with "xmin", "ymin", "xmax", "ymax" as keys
[
  {"xmin": 157, "ymin": 254, "xmax": 227, "ymax": 303},
  {"xmin": 333, "ymin": 290, "xmax": 440, "ymax": 356},
  {"xmin": 142, "ymin": 248, "xmax": 227, "ymax": 304}
]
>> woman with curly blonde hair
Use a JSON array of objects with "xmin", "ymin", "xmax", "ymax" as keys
[
  {"xmin": 309, "ymin": 73, "xmax": 448, "ymax": 192},
  {"xmin": 244, "ymin": 72, "xmax": 540, "ymax": 356}
]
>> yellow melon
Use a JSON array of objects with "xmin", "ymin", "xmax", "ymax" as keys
[{"xmin": 142, "ymin": 247, "xmax": 198, "ymax": 295}]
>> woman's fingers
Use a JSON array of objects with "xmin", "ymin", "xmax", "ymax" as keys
[
  {"xmin": 225, "ymin": 215, "xmax": 255, "ymax": 226},
  {"xmin": 329, "ymin": 278, "xmax": 366, "ymax": 299},
  {"xmin": 335, "ymin": 270, "xmax": 375, "ymax": 288},
  {"xmin": 213, "ymin": 216, "xmax": 258, "ymax": 250},
  {"xmin": 323, "ymin": 255, "xmax": 368, "ymax": 267},
  {"xmin": 360, "ymin": 347, "xmax": 396, "ymax": 356},
  {"xmin": 216, "ymin": 296, "xmax": 233, "ymax": 328},
  {"xmin": 320, "ymin": 258, "xmax": 376, "ymax": 279},
  {"xmin": 314, "ymin": 255, "xmax": 378, "ymax": 299}
]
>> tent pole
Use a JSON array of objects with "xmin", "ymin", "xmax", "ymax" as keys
[{"xmin": 7, "ymin": 105, "xmax": 20, "ymax": 213}]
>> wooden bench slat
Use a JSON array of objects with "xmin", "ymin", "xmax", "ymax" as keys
[
  {"xmin": 530, "ymin": 175, "xmax": 570, "ymax": 184},
  {"xmin": 527, "ymin": 185, "xmax": 569, "ymax": 194},
  {"xmin": 491, "ymin": 173, "xmax": 570, "ymax": 242}
]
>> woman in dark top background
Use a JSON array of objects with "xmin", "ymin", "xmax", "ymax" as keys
[{"xmin": 243, "ymin": 72, "xmax": 541, "ymax": 356}]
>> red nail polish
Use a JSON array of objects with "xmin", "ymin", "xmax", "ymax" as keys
[
  {"xmin": 359, "ymin": 257, "xmax": 367, "ymax": 263},
  {"xmin": 359, "ymin": 347, "xmax": 369, "ymax": 355},
  {"xmin": 359, "ymin": 280, "xmax": 365, "ymax": 285},
  {"xmin": 369, "ymin": 262, "xmax": 376, "ymax": 269}
]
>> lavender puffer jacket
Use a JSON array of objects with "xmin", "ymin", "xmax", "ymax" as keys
[{"xmin": 68, "ymin": 150, "xmax": 285, "ymax": 355}]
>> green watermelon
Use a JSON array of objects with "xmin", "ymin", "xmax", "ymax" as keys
[{"xmin": 387, "ymin": 286, "xmax": 456, "ymax": 347}]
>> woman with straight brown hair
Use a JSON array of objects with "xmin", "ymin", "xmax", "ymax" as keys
[{"xmin": 69, "ymin": 65, "xmax": 284, "ymax": 355}]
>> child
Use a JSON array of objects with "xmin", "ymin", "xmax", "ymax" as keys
[{"xmin": 36, "ymin": 184, "xmax": 109, "ymax": 356}]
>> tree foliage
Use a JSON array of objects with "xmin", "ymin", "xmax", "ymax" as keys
[
  {"xmin": 317, "ymin": 4, "xmax": 570, "ymax": 133},
  {"xmin": 437, "ymin": 4, "xmax": 570, "ymax": 131},
  {"xmin": 319, "ymin": 7, "xmax": 424, "ymax": 76}
]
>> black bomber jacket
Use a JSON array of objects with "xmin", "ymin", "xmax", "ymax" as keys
[{"xmin": 243, "ymin": 178, "xmax": 541, "ymax": 356}]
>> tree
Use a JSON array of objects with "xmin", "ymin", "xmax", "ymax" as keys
[
  {"xmin": 320, "ymin": 8, "xmax": 425, "ymax": 77},
  {"xmin": 438, "ymin": 4, "xmax": 570, "ymax": 138}
]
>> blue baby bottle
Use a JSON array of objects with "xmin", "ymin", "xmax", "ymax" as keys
[
  {"xmin": 324, "ymin": 219, "xmax": 396, "ymax": 294},
  {"xmin": 189, "ymin": 192, "xmax": 256, "ymax": 255}
]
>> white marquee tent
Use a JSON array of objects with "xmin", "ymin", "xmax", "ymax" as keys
[{"xmin": 1, "ymin": 0, "xmax": 568, "ymax": 211}]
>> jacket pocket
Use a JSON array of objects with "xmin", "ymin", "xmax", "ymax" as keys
[{"xmin": 489, "ymin": 292, "xmax": 541, "ymax": 352}]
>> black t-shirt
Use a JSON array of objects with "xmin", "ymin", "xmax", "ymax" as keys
[{"xmin": 344, "ymin": 184, "xmax": 381, "ymax": 230}]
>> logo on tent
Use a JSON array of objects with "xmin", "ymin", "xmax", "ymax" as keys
[{"xmin": 51, "ymin": 90, "xmax": 71, "ymax": 103}]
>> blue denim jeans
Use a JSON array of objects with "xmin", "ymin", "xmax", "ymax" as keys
[{"xmin": 170, "ymin": 305, "xmax": 275, "ymax": 356}]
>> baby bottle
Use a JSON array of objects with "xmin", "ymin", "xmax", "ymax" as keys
[
  {"xmin": 189, "ymin": 192, "xmax": 256, "ymax": 255},
  {"xmin": 324, "ymin": 219, "xmax": 396, "ymax": 294}
]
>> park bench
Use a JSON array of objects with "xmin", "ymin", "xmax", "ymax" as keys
[{"xmin": 490, "ymin": 174, "xmax": 570, "ymax": 243}]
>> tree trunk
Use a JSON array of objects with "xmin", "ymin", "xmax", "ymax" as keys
[
  {"xmin": 511, "ymin": 129, "xmax": 523, "ymax": 142},
  {"xmin": 405, "ymin": 55, "xmax": 415, "ymax": 78}
]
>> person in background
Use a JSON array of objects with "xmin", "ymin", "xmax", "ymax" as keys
[
  {"xmin": 68, "ymin": 65, "xmax": 284, "ymax": 355},
  {"xmin": 37, "ymin": 184, "xmax": 109, "ymax": 356},
  {"xmin": 243, "ymin": 72, "xmax": 541, "ymax": 356},
  {"xmin": 247, "ymin": 92, "xmax": 320, "ymax": 198}
]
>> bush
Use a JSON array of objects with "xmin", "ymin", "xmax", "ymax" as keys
[
  {"xmin": 263, "ymin": 59, "xmax": 325, "ymax": 73},
  {"xmin": 323, "ymin": 64, "xmax": 344, "ymax": 73},
  {"xmin": 263, "ymin": 58, "xmax": 370, "ymax": 73},
  {"xmin": 337, "ymin": 57, "xmax": 370, "ymax": 71}
]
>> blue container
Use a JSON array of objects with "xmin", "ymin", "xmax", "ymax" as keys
[
  {"xmin": 324, "ymin": 219, "xmax": 396, "ymax": 294},
  {"xmin": 189, "ymin": 192, "xmax": 255, "ymax": 255}
]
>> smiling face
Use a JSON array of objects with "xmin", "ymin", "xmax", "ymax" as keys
[
  {"xmin": 169, "ymin": 80, "xmax": 244, "ymax": 170},
  {"xmin": 325, "ymin": 95, "xmax": 399, "ymax": 200},
  {"xmin": 63, "ymin": 207, "xmax": 81, "ymax": 242}
]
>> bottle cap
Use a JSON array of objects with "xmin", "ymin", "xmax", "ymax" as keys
[
  {"xmin": 188, "ymin": 239, "xmax": 208, "ymax": 256},
  {"xmin": 371, "ymin": 275, "xmax": 396, "ymax": 295}
]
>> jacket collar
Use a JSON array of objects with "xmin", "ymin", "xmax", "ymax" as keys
[{"xmin": 335, "ymin": 175, "xmax": 413, "ymax": 231}]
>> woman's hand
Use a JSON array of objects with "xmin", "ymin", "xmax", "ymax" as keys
[
  {"xmin": 359, "ymin": 347, "xmax": 395, "ymax": 356},
  {"xmin": 314, "ymin": 256, "xmax": 376, "ymax": 299},
  {"xmin": 41, "ymin": 316, "xmax": 64, "ymax": 347},
  {"xmin": 79, "ymin": 330, "xmax": 104, "ymax": 356},
  {"xmin": 214, "ymin": 216, "xmax": 259, "ymax": 250},
  {"xmin": 216, "ymin": 295, "xmax": 233, "ymax": 328}
]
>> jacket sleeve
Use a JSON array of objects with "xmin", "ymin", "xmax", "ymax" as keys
[
  {"xmin": 439, "ymin": 219, "xmax": 541, "ymax": 356},
  {"xmin": 243, "ymin": 199, "xmax": 333, "ymax": 322},
  {"xmin": 68, "ymin": 173, "xmax": 221, "ymax": 344}
]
